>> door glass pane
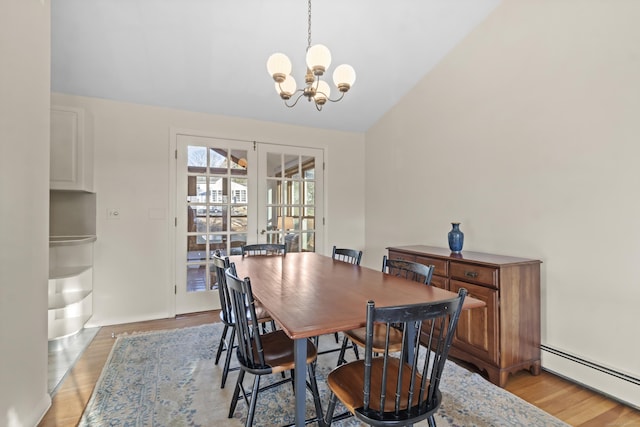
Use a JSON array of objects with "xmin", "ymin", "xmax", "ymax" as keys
[
  {"xmin": 230, "ymin": 149, "xmax": 248, "ymax": 175},
  {"xmin": 266, "ymin": 179, "xmax": 278, "ymax": 204},
  {"xmin": 186, "ymin": 264, "xmax": 207, "ymax": 292},
  {"xmin": 284, "ymin": 154, "xmax": 299, "ymax": 177},
  {"xmin": 229, "ymin": 233, "xmax": 246, "ymax": 255},
  {"xmin": 231, "ymin": 206, "xmax": 247, "ymax": 232},
  {"xmin": 291, "ymin": 181, "xmax": 300, "ymax": 204},
  {"xmin": 188, "ymin": 146, "xmax": 207, "ymax": 170},
  {"xmin": 302, "ymin": 217, "xmax": 315, "ymax": 231},
  {"xmin": 209, "ymin": 147, "xmax": 227, "ymax": 174},
  {"xmin": 301, "ymin": 232, "xmax": 315, "ymax": 252},
  {"xmin": 231, "ymin": 178, "xmax": 248, "ymax": 203},
  {"xmin": 186, "ymin": 237, "xmax": 206, "ymax": 262},
  {"xmin": 267, "ymin": 152, "xmax": 281, "ymax": 178},
  {"xmin": 304, "ymin": 181, "xmax": 315, "ymax": 205}
]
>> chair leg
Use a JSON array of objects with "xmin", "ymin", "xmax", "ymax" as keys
[
  {"xmin": 215, "ymin": 324, "xmax": 229, "ymax": 365},
  {"xmin": 352, "ymin": 341, "xmax": 360, "ymax": 360},
  {"xmin": 333, "ymin": 332, "xmax": 339, "ymax": 343},
  {"xmin": 245, "ymin": 375, "xmax": 261, "ymax": 427},
  {"xmin": 337, "ymin": 336, "xmax": 349, "ymax": 366},
  {"xmin": 229, "ymin": 369, "xmax": 245, "ymax": 418},
  {"xmin": 324, "ymin": 392, "xmax": 339, "ymax": 427},
  {"xmin": 221, "ymin": 327, "xmax": 236, "ymax": 388},
  {"xmin": 427, "ymin": 414, "xmax": 436, "ymax": 427},
  {"xmin": 307, "ymin": 363, "xmax": 324, "ymax": 423}
]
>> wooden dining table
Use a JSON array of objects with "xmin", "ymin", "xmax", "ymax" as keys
[{"xmin": 230, "ymin": 252, "xmax": 484, "ymax": 427}]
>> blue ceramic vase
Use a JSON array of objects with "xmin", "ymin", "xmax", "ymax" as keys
[{"xmin": 448, "ymin": 222, "xmax": 464, "ymax": 253}]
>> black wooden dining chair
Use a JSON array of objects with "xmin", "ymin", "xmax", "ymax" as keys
[
  {"xmin": 325, "ymin": 288, "xmax": 467, "ymax": 427},
  {"xmin": 332, "ymin": 245, "xmax": 363, "ymax": 265},
  {"xmin": 241, "ymin": 243, "xmax": 286, "ymax": 257},
  {"xmin": 337, "ymin": 256, "xmax": 436, "ymax": 365},
  {"xmin": 212, "ymin": 251, "xmax": 274, "ymax": 388},
  {"xmin": 315, "ymin": 245, "xmax": 364, "ymax": 353},
  {"xmin": 225, "ymin": 266, "xmax": 324, "ymax": 427}
]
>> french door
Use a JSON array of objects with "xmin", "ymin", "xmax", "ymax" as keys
[{"xmin": 174, "ymin": 134, "xmax": 323, "ymax": 314}]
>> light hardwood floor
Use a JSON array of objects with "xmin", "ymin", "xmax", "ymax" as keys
[{"xmin": 38, "ymin": 311, "xmax": 640, "ymax": 427}]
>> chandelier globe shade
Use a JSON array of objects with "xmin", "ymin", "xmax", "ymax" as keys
[
  {"xmin": 267, "ymin": 53, "xmax": 292, "ymax": 83},
  {"xmin": 306, "ymin": 44, "xmax": 331, "ymax": 76},
  {"xmin": 333, "ymin": 64, "xmax": 356, "ymax": 92},
  {"xmin": 266, "ymin": 0, "xmax": 355, "ymax": 111},
  {"xmin": 313, "ymin": 80, "xmax": 331, "ymax": 105},
  {"xmin": 275, "ymin": 75, "xmax": 297, "ymax": 99}
]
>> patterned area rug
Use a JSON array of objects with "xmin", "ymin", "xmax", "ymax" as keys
[{"xmin": 80, "ymin": 323, "xmax": 569, "ymax": 426}]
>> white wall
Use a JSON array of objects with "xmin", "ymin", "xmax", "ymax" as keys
[
  {"xmin": 51, "ymin": 93, "xmax": 365, "ymax": 326},
  {"xmin": 364, "ymin": 0, "xmax": 640, "ymax": 407},
  {"xmin": 0, "ymin": 1, "xmax": 51, "ymax": 426}
]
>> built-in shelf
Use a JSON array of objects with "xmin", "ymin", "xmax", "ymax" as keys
[
  {"xmin": 49, "ymin": 235, "xmax": 97, "ymax": 246},
  {"xmin": 49, "ymin": 265, "xmax": 92, "ymax": 280},
  {"xmin": 48, "ymin": 231, "xmax": 95, "ymax": 341},
  {"xmin": 48, "ymin": 289, "xmax": 92, "ymax": 310}
]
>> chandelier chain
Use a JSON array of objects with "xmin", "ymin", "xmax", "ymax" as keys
[{"xmin": 307, "ymin": 0, "xmax": 312, "ymax": 50}]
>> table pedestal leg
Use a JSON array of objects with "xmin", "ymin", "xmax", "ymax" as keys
[{"xmin": 293, "ymin": 338, "xmax": 307, "ymax": 427}]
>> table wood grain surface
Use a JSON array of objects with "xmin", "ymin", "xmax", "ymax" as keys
[{"xmin": 230, "ymin": 252, "xmax": 484, "ymax": 340}]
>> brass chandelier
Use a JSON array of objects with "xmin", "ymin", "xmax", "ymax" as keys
[{"xmin": 266, "ymin": 0, "xmax": 356, "ymax": 111}]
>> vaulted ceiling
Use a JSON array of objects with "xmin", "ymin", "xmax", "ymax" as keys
[{"xmin": 51, "ymin": 0, "xmax": 501, "ymax": 133}]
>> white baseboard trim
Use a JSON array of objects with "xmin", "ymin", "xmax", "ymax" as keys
[
  {"xmin": 541, "ymin": 345, "xmax": 640, "ymax": 410},
  {"xmin": 32, "ymin": 392, "xmax": 52, "ymax": 427},
  {"xmin": 85, "ymin": 311, "xmax": 172, "ymax": 328}
]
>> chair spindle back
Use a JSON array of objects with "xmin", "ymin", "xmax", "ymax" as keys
[
  {"xmin": 382, "ymin": 255, "xmax": 435, "ymax": 285},
  {"xmin": 241, "ymin": 243, "xmax": 286, "ymax": 257},
  {"xmin": 212, "ymin": 251, "xmax": 233, "ymax": 324},
  {"xmin": 224, "ymin": 265, "xmax": 267, "ymax": 370},
  {"xmin": 332, "ymin": 245, "xmax": 363, "ymax": 265},
  {"xmin": 359, "ymin": 288, "xmax": 467, "ymax": 424}
]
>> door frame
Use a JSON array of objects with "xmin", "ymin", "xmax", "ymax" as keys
[{"xmin": 168, "ymin": 128, "xmax": 327, "ymax": 316}]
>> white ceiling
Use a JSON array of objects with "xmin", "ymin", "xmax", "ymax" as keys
[{"xmin": 51, "ymin": 0, "xmax": 501, "ymax": 133}]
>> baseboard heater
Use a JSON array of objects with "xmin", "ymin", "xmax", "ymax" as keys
[{"xmin": 541, "ymin": 344, "xmax": 640, "ymax": 410}]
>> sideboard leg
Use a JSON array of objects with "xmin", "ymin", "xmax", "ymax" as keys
[{"xmin": 530, "ymin": 360, "xmax": 541, "ymax": 376}]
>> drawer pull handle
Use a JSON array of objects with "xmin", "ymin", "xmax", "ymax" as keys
[{"xmin": 465, "ymin": 271, "xmax": 478, "ymax": 278}]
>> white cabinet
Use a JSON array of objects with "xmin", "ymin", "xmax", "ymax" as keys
[
  {"xmin": 50, "ymin": 106, "xmax": 94, "ymax": 191},
  {"xmin": 48, "ymin": 237, "xmax": 95, "ymax": 340}
]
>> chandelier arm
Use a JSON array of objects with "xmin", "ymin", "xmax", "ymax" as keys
[
  {"xmin": 326, "ymin": 91, "xmax": 347, "ymax": 103},
  {"xmin": 284, "ymin": 91, "xmax": 306, "ymax": 108},
  {"xmin": 311, "ymin": 74, "xmax": 320, "ymax": 91}
]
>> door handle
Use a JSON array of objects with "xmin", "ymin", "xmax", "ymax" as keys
[{"xmin": 260, "ymin": 229, "xmax": 266, "ymax": 235}]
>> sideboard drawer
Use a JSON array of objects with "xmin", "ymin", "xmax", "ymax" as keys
[
  {"xmin": 450, "ymin": 262, "xmax": 498, "ymax": 289},
  {"xmin": 388, "ymin": 250, "xmax": 416, "ymax": 263},
  {"xmin": 415, "ymin": 255, "xmax": 448, "ymax": 277},
  {"xmin": 430, "ymin": 275, "xmax": 448, "ymax": 290}
]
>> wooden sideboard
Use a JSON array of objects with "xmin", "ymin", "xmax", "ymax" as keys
[{"xmin": 387, "ymin": 245, "xmax": 541, "ymax": 387}]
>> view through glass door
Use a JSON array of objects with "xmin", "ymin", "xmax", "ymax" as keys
[
  {"xmin": 176, "ymin": 135, "xmax": 255, "ymax": 314},
  {"xmin": 258, "ymin": 146, "xmax": 323, "ymax": 254},
  {"xmin": 175, "ymin": 136, "xmax": 323, "ymax": 314}
]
